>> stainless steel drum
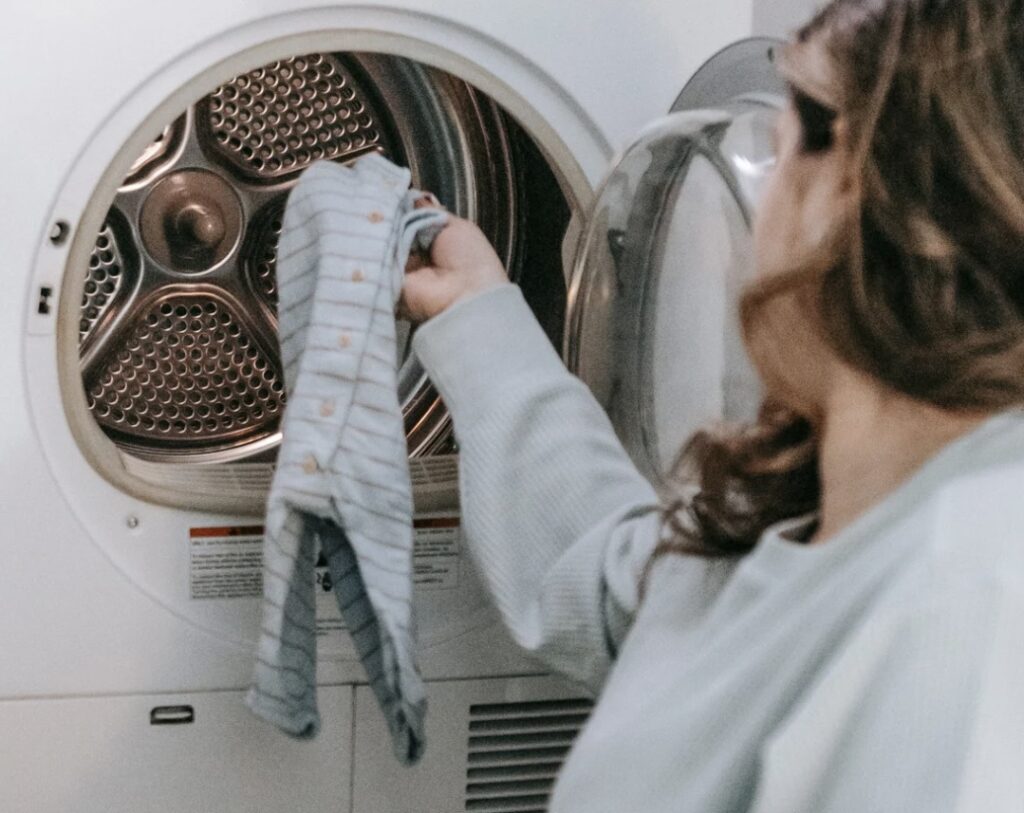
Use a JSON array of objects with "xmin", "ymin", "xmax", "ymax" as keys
[{"xmin": 78, "ymin": 52, "xmax": 563, "ymax": 465}]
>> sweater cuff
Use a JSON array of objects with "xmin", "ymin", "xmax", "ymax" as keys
[{"xmin": 412, "ymin": 284, "xmax": 569, "ymax": 426}]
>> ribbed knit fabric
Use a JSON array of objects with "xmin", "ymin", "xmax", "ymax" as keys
[
  {"xmin": 415, "ymin": 285, "xmax": 668, "ymax": 689},
  {"xmin": 413, "ymin": 283, "xmax": 1024, "ymax": 812},
  {"xmin": 247, "ymin": 154, "xmax": 447, "ymax": 765}
]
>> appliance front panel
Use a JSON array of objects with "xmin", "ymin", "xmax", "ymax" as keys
[{"xmin": 4, "ymin": 0, "xmax": 754, "ymax": 700}]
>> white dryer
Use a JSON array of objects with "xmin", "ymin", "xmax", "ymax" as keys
[{"xmin": 0, "ymin": 2, "xmax": 807, "ymax": 811}]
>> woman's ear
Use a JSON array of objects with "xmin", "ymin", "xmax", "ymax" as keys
[
  {"xmin": 833, "ymin": 117, "xmax": 857, "ymax": 194},
  {"xmin": 798, "ymin": 115, "xmax": 861, "ymax": 264}
]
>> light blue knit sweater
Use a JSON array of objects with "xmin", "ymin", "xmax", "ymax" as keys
[{"xmin": 413, "ymin": 283, "xmax": 1024, "ymax": 813}]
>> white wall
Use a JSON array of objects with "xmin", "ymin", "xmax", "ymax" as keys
[{"xmin": 752, "ymin": 0, "xmax": 823, "ymax": 39}]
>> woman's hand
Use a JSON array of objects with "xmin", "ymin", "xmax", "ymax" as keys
[{"xmin": 399, "ymin": 196, "xmax": 508, "ymax": 323}]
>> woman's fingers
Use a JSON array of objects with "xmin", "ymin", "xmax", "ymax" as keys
[
  {"xmin": 406, "ymin": 199, "xmax": 438, "ymax": 272},
  {"xmin": 413, "ymin": 192, "xmax": 443, "ymax": 210},
  {"xmin": 405, "ymin": 191, "xmax": 446, "ymax": 274},
  {"xmin": 399, "ymin": 201, "xmax": 507, "ymax": 322},
  {"xmin": 405, "ymin": 251, "xmax": 429, "ymax": 274},
  {"xmin": 398, "ymin": 265, "xmax": 448, "ymax": 324}
]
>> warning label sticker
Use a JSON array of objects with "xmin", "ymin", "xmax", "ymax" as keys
[
  {"xmin": 189, "ymin": 515, "xmax": 462, "ymax": 608},
  {"xmin": 412, "ymin": 516, "xmax": 461, "ymax": 590},
  {"xmin": 189, "ymin": 526, "xmax": 263, "ymax": 600}
]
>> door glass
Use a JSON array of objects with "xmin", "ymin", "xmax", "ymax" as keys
[{"xmin": 566, "ymin": 96, "xmax": 781, "ymax": 487}]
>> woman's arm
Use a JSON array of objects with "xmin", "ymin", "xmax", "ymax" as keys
[{"xmin": 412, "ymin": 283, "xmax": 664, "ymax": 692}]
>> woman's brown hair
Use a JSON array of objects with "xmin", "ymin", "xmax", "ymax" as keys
[{"xmin": 653, "ymin": 0, "xmax": 1024, "ymax": 563}]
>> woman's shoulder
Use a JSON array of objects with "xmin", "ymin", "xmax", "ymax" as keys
[
  {"xmin": 931, "ymin": 451, "xmax": 1024, "ymax": 560},
  {"xmin": 904, "ymin": 409, "xmax": 1024, "ymax": 573},
  {"xmin": 888, "ymin": 447, "xmax": 1024, "ymax": 608}
]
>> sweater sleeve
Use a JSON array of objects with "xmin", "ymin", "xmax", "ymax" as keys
[
  {"xmin": 412, "ymin": 284, "xmax": 664, "ymax": 692},
  {"xmin": 750, "ymin": 577, "xmax": 1024, "ymax": 813}
]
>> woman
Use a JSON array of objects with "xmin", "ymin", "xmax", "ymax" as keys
[{"xmin": 402, "ymin": 0, "xmax": 1024, "ymax": 809}]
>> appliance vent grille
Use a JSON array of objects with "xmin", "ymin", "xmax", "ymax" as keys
[
  {"xmin": 465, "ymin": 698, "xmax": 593, "ymax": 813},
  {"xmin": 201, "ymin": 53, "xmax": 388, "ymax": 181},
  {"xmin": 246, "ymin": 202, "xmax": 285, "ymax": 309},
  {"xmin": 85, "ymin": 295, "xmax": 284, "ymax": 444},
  {"xmin": 81, "ymin": 220, "xmax": 130, "ymax": 342}
]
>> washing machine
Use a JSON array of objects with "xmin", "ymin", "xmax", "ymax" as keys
[{"xmin": 0, "ymin": 1, "xmax": 811, "ymax": 811}]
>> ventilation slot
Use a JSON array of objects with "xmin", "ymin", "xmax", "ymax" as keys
[{"xmin": 465, "ymin": 698, "xmax": 593, "ymax": 813}]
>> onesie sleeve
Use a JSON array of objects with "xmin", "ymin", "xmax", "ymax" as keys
[
  {"xmin": 412, "ymin": 284, "xmax": 674, "ymax": 692},
  {"xmin": 749, "ymin": 577, "xmax": 1024, "ymax": 813}
]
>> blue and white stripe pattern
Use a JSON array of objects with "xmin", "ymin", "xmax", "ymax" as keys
[{"xmin": 246, "ymin": 154, "xmax": 447, "ymax": 765}]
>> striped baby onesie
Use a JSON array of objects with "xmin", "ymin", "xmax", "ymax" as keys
[{"xmin": 246, "ymin": 154, "xmax": 448, "ymax": 765}]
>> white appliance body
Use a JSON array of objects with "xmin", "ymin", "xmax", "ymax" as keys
[{"xmin": 0, "ymin": 1, "xmax": 815, "ymax": 811}]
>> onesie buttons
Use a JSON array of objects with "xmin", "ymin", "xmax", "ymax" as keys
[
  {"xmin": 302, "ymin": 454, "xmax": 318, "ymax": 474},
  {"xmin": 338, "ymin": 332, "xmax": 352, "ymax": 348},
  {"xmin": 352, "ymin": 268, "xmax": 365, "ymax": 282},
  {"xmin": 368, "ymin": 211, "xmax": 384, "ymax": 223},
  {"xmin": 320, "ymin": 400, "xmax": 336, "ymax": 417}
]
